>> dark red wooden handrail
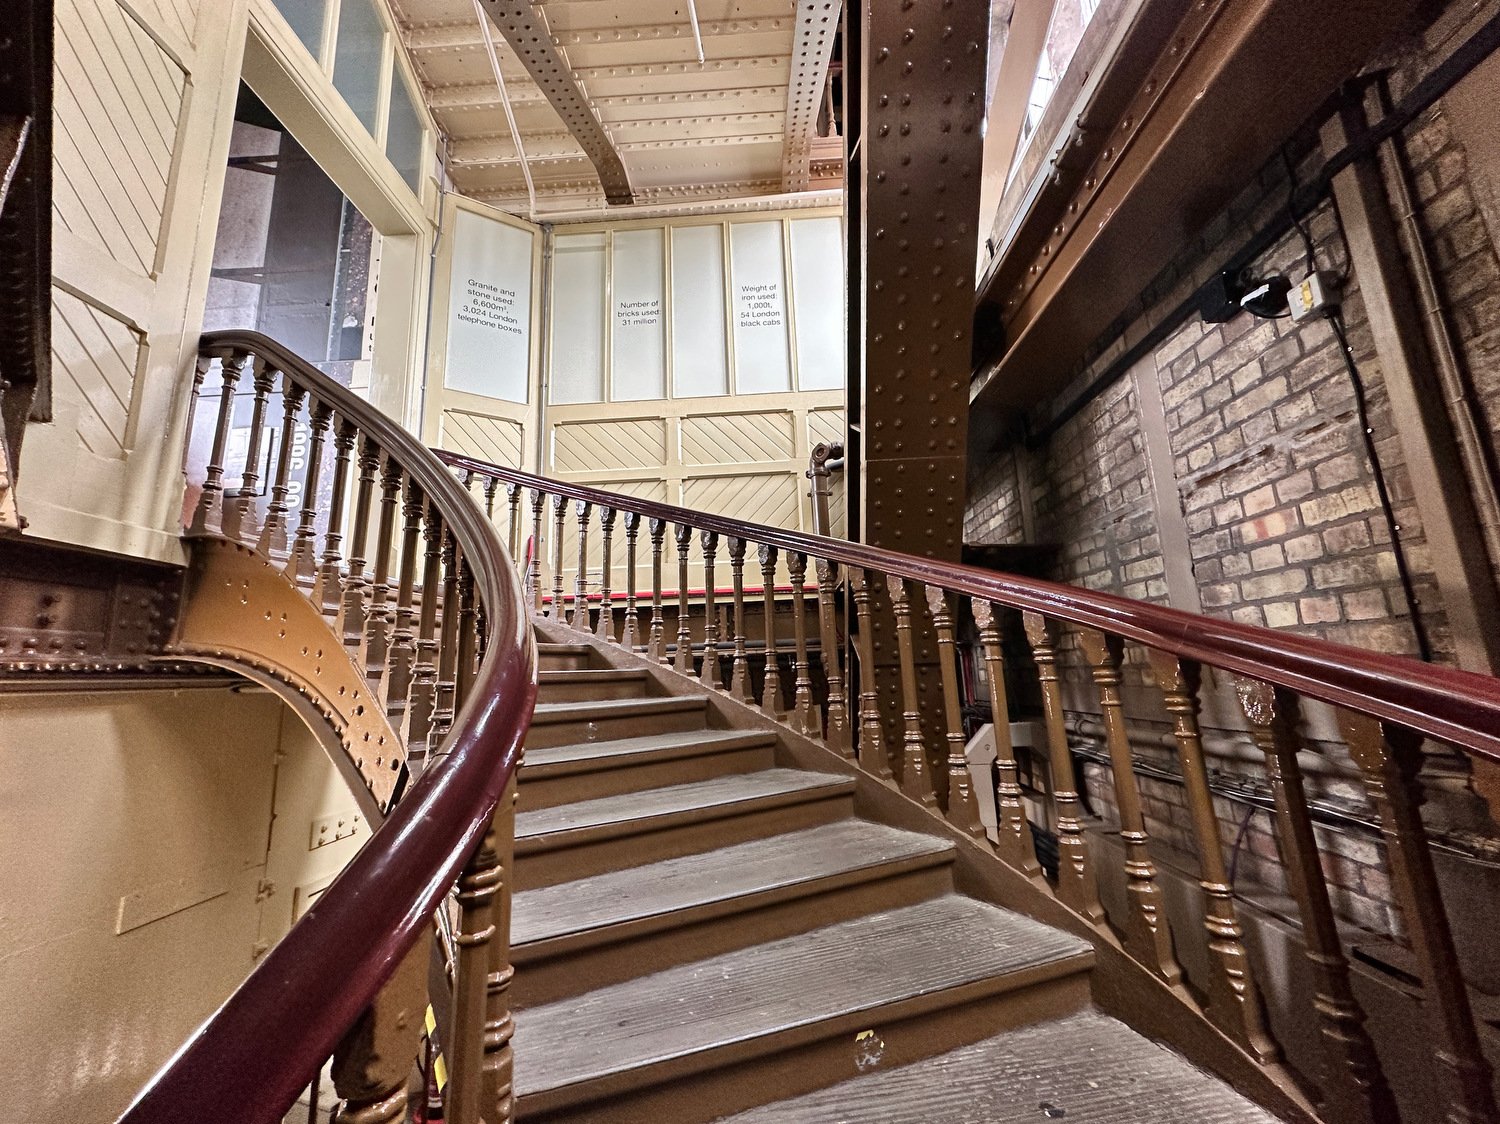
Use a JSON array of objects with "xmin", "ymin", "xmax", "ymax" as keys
[
  {"xmin": 439, "ymin": 448, "xmax": 1500, "ymax": 765},
  {"xmin": 118, "ymin": 334, "xmax": 537, "ymax": 1124}
]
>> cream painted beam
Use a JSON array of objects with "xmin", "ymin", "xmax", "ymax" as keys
[
  {"xmin": 407, "ymin": 17, "xmax": 789, "ymax": 52},
  {"xmin": 429, "ymin": 82, "xmax": 785, "ymax": 112},
  {"xmin": 451, "ymin": 128, "xmax": 783, "ymax": 167},
  {"xmin": 782, "ymin": 0, "xmax": 842, "ymax": 192}
]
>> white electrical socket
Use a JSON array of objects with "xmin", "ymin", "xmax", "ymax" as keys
[{"xmin": 1288, "ymin": 271, "xmax": 1341, "ymax": 321}]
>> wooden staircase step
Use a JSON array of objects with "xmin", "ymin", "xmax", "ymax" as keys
[
  {"xmin": 714, "ymin": 1009, "xmax": 1279, "ymax": 1123},
  {"xmin": 537, "ymin": 667, "xmax": 653, "ymax": 703},
  {"xmin": 525, "ymin": 695, "xmax": 708, "ymax": 749},
  {"xmin": 514, "ymin": 769, "xmax": 854, "ymax": 890},
  {"xmin": 511, "ymin": 820, "xmax": 956, "ymax": 1005},
  {"xmin": 537, "ymin": 641, "xmax": 597, "ymax": 671},
  {"xmin": 514, "ymin": 894, "xmax": 1093, "ymax": 1122},
  {"xmin": 519, "ymin": 729, "xmax": 777, "ymax": 808}
]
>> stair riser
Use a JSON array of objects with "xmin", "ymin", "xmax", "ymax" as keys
[
  {"xmin": 524, "ymin": 706, "xmax": 706, "ymax": 749},
  {"xmin": 515, "ymin": 791, "xmax": 854, "ymax": 890},
  {"xmin": 519, "ymin": 745, "xmax": 776, "ymax": 809},
  {"xmin": 520, "ymin": 962, "xmax": 1093, "ymax": 1123},
  {"xmin": 536, "ymin": 676, "xmax": 652, "ymax": 704},
  {"xmin": 538, "ymin": 649, "xmax": 595, "ymax": 672},
  {"xmin": 513, "ymin": 859, "xmax": 955, "ymax": 1008}
]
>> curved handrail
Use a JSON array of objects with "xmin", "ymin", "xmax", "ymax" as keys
[
  {"xmin": 120, "ymin": 333, "xmax": 537, "ymax": 1123},
  {"xmin": 437, "ymin": 448, "xmax": 1500, "ymax": 764}
]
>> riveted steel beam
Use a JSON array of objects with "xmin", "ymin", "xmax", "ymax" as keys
[
  {"xmin": 782, "ymin": 0, "xmax": 843, "ymax": 192},
  {"xmin": 478, "ymin": 2, "xmax": 635, "ymax": 205}
]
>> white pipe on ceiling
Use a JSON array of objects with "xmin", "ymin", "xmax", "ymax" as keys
[
  {"xmin": 686, "ymin": 0, "xmax": 706, "ymax": 64},
  {"xmin": 473, "ymin": 0, "xmax": 537, "ymax": 219}
]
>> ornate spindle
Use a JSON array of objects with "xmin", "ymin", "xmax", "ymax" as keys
[
  {"xmin": 700, "ymin": 530, "xmax": 721, "ymax": 689},
  {"xmin": 890, "ymin": 578, "xmax": 938, "ymax": 807},
  {"xmin": 850, "ymin": 568, "xmax": 892, "ymax": 781},
  {"xmin": 362, "ymin": 457, "xmax": 401, "ymax": 674},
  {"xmin": 550, "ymin": 494, "xmax": 567, "ymax": 619},
  {"xmin": 813, "ymin": 559, "xmax": 850, "ymax": 755},
  {"xmin": 383, "ymin": 479, "xmax": 423, "ymax": 717},
  {"xmin": 1340, "ymin": 710, "xmax": 1499, "ymax": 1123},
  {"xmin": 727, "ymin": 538, "xmax": 751, "ymax": 701},
  {"xmin": 1024, "ymin": 612, "xmax": 1106, "ymax": 923},
  {"xmin": 315, "ymin": 419, "xmax": 358, "ymax": 614},
  {"xmin": 572, "ymin": 500, "xmax": 593, "ymax": 632},
  {"xmin": 674, "ymin": 524, "xmax": 694, "ymax": 675},
  {"xmin": 403, "ymin": 507, "xmax": 444, "ymax": 762},
  {"xmin": 622, "ymin": 512, "xmax": 641, "ymax": 648},
  {"xmin": 787, "ymin": 552, "xmax": 817, "ymax": 736},
  {"xmin": 505, "ymin": 483, "xmax": 523, "ymax": 560},
  {"xmin": 596, "ymin": 507, "xmax": 617, "ymax": 642},
  {"xmin": 190, "ymin": 351, "xmax": 245, "ymax": 535},
  {"xmin": 330, "ymin": 937, "xmax": 429, "ymax": 1124},
  {"xmin": 928, "ymin": 588, "xmax": 983, "ymax": 835},
  {"xmin": 257, "ymin": 377, "xmax": 307, "ymax": 556},
  {"xmin": 287, "ymin": 400, "xmax": 333, "ymax": 585},
  {"xmin": 482, "ymin": 476, "xmax": 499, "ymax": 522},
  {"xmin": 481, "ymin": 786, "xmax": 518, "ymax": 1124},
  {"xmin": 1144, "ymin": 649, "xmax": 1275, "ymax": 1061},
  {"xmin": 1237, "ymin": 682, "xmax": 1394, "ymax": 1124},
  {"xmin": 455, "ymin": 558, "xmax": 479, "ymax": 709},
  {"xmin": 528, "ymin": 489, "xmax": 546, "ymax": 612},
  {"xmin": 433, "ymin": 531, "xmax": 461, "ymax": 739},
  {"xmin": 648, "ymin": 518, "xmax": 667, "ymax": 662},
  {"xmin": 222, "ymin": 357, "xmax": 276, "ymax": 544},
  {"xmin": 448, "ymin": 821, "xmax": 502, "ymax": 1124},
  {"xmin": 338, "ymin": 436, "xmax": 380, "ymax": 644},
  {"xmin": 758, "ymin": 545, "xmax": 783, "ymax": 716},
  {"xmin": 973, "ymin": 600, "xmax": 1038, "ymax": 874},
  {"xmin": 1079, "ymin": 628, "xmax": 1180, "ymax": 982}
]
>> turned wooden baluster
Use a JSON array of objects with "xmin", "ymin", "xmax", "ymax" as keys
[
  {"xmin": 973, "ymin": 600, "xmax": 1039, "ymax": 874},
  {"xmin": 1144, "ymin": 649, "xmax": 1276, "ymax": 1061},
  {"xmin": 700, "ymin": 530, "xmax": 722, "ymax": 689},
  {"xmin": 481, "ymin": 476, "xmax": 499, "ymax": 524},
  {"xmin": 850, "ymin": 568, "xmax": 892, "ymax": 781},
  {"xmin": 433, "ymin": 531, "xmax": 461, "ymax": 739},
  {"xmin": 528, "ymin": 489, "xmax": 546, "ymax": 612},
  {"xmin": 315, "ymin": 419, "xmax": 358, "ymax": 614},
  {"xmin": 648, "ymin": 518, "xmax": 668, "ymax": 662},
  {"xmin": 403, "ymin": 507, "xmax": 444, "ymax": 762},
  {"xmin": 1078, "ymin": 628, "xmax": 1180, "ymax": 983},
  {"xmin": 727, "ymin": 538, "xmax": 751, "ymax": 702},
  {"xmin": 361, "ymin": 457, "xmax": 401, "ymax": 675},
  {"xmin": 222, "ymin": 357, "xmax": 276, "ymax": 544},
  {"xmin": 1023, "ymin": 612, "xmax": 1105, "ymax": 923},
  {"xmin": 448, "ymin": 820, "xmax": 503, "ymax": 1124},
  {"xmin": 622, "ymin": 512, "xmax": 641, "ymax": 648},
  {"xmin": 1236, "ymin": 681, "xmax": 1395, "ymax": 1124},
  {"xmin": 787, "ymin": 551, "xmax": 818, "ymax": 736},
  {"xmin": 1340, "ymin": 710, "xmax": 1499, "ymax": 1124},
  {"xmin": 758, "ymin": 544, "xmax": 783, "ymax": 716},
  {"xmin": 929, "ymin": 587, "xmax": 983, "ymax": 836},
  {"xmin": 814, "ymin": 559, "xmax": 851, "ymax": 755},
  {"xmin": 454, "ymin": 557, "xmax": 480, "ymax": 711},
  {"xmin": 674, "ymin": 524, "xmax": 694, "ymax": 675},
  {"xmin": 572, "ymin": 500, "xmax": 592, "ymax": 632},
  {"xmin": 190, "ymin": 351, "xmax": 246, "ymax": 535},
  {"xmin": 550, "ymin": 494, "xmax": 567, "ymax": 619},
  {"xmin": 287, "ymin": 399, "xmax": 333, "ymax": 585},
  {"xmin": 505, "ymin": 483, "xmax": 523, "ymax": 560},
  {"xmin": 329, "ymin": 935, "xmax": 430, "ymax": 1124},
  {"xmin": 481, "ymin": 785, "xmax": 518, "ymax": 1124},
  {"xmin": 257, "ymin": 376, "xmax": 307, "ymax": 556},
  {"xmin": 338, "ymin": 437, "xmax": 380, "ymax": 645},
  {"xmin": 596, "ymin": 507, "xmax": 616, "ymax": 642},
  {"xmin": 891, "ymin": 578, "xmax": 938, "ymax": 808},
  {"xmin": 382, "ymin": 478, "xmax": 422, "ymax": 717}
]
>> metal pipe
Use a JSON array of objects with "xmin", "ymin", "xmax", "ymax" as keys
[
  {"xmin": 473, "ymin": 0, "xmax": 536, "ymax": 220},
  {"xmin": 686, "ymin": 0, "xmax": 706, "ymax": 64}
]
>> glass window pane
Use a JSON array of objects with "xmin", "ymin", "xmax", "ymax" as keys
[
  {"xmin": 551, "ymin": 233, "xmax": 606, "ymax": 404},
  {"xmin": 788, "ymin": 217, "xmax": 844, "ymax": 390},
  {"xmin": 671, "ymin": 225, "xmax": 729, "ymax": 398},
  {"xmin": 445, "ymin": 208, "xmax": 534, "ymax": 402},
  {"xmin": 333, "ymin": 0, "xmax": 385, "ymax": 135},
  {"xmin": 271, "ymin": 0, "xmax": 326, "ymax": 56},
  {"xmin": 611, "ymin": 228, "xmax": 666, "ymax": 401},
  {"xmin": 386, "ymin": 72, "xmax": 426, "ymax": 193},
  {"xmin": 729, "ymin": 221, "xmax": 791, "ymax": 395}
]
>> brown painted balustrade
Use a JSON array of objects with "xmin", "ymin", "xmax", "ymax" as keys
[
  {"xmin": 440, "ymin": 446, "xmax": 1500, "ymax": 1124},
  {"xmin": 119, "ymin": 332, "xmax": 536, "ymax": 1124}
]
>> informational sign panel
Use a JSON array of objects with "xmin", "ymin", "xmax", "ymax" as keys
[
  {"xmin": 789, "ymin": 217, "xmax": 844, "ymax": 390},
  {"xmin": 671, "ymin": 225, "xmax": 729, "ymax": 398},
  {"xmin": 611, "ymin": 228, "xmax": 666, "ymax": 401},
  {"xmin": 730, "ymin": 221, "xmax": 792, "ymax": 394},
  {"xmin": 444, "ymin": 207, "xmax": 533, "ymax": 401}
]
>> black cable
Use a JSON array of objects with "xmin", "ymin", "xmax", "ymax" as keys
[
  {"xmin": 1327, "ymin": 309, "xmax": 1435, "ymax": 662},
  {"xmin": 1282, "ymin": 145, "xmax": 1318, "ymax": 276}
]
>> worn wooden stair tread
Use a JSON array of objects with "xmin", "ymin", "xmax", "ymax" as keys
[
  {"xmin": 521, "ymin": 729, "xmax": 776, "ymax": 775},
  {"xmin": 715, "ymin": 1010, "xmax": 1278, "ymax": 1123},
  {"xmin": 513, "ymin": 819, "xmax": 954, "ymax": 948},
  {"xmin": 538, "ymin": 667, "xmax": 649, "ymax": 684},
  {"xmin": 514, "ymin": 894, "xmax": 1091, "ymax": 1101},
  {"xmin": 515, "ymin": 769, "xmax": 851, "ymax": 848},
  {"xmin": 530, "ymin": 695, "xmax": 706, "ymax": 724}
]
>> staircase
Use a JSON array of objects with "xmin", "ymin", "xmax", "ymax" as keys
[{"xmin": 510, "ymin": 620, "xmax": 1276, "ymax": 1122}]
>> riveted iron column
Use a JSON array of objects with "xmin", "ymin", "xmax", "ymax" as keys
[{"xmin": 852, "ymin": 0, "xmax": 986, "ymax": 760}]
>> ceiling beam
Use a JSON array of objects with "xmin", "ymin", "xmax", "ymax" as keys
[
  {"xmin": 478, "ymin": 1, "xmax": 634, "ymax": 204},
  {"xmin": 782, "ymin": 0, "xmax": 842, "ymax": 191},
  {"xmin": 407, "ymin": 17, "xmax": 788, "ymax": 52},
  {"xmin": 427, "ymin": 83, "xmax": 784, "ymax": 113}
]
